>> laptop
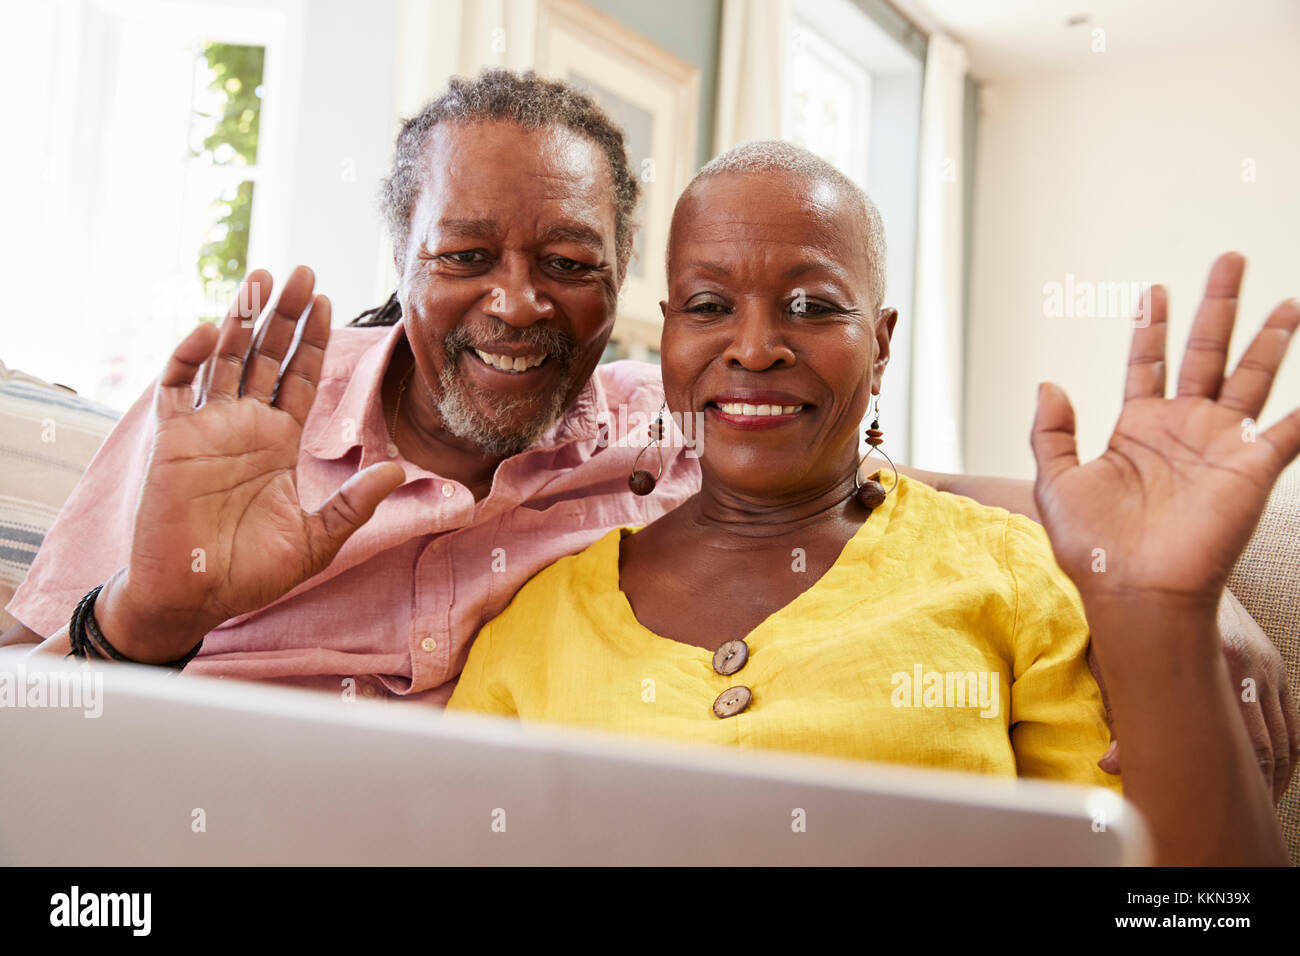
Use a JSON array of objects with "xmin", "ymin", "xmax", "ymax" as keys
[{"xmin": 0, "ymin": 647, "xmax": 1150, "ymax": 865}]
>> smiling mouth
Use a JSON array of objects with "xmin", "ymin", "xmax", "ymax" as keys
[
  {"xmin": 471, "ymin": 348, "xmax": 549, "ymax": 374},
  {"xmin": 709, "ymin": 402, "xmax": 807, "ymax": 416}
]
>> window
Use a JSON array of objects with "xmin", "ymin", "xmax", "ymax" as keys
[
  {"xmin": 786, "ymin": 20, "xmax": 872, "ymax": 189},
  {"xmin": 188, "ymin": 43, "xmax": 267, "ymax": 321},
  {"xmin": 1, "ymin": 0, "xmax": 299, "ymax": 411}
]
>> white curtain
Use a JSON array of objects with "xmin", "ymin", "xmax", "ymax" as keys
[
  {"xmin": 713, "ymin": 0, "xmax": 791, "ymax": 152},
  {"xmin": 909, "ymin": 33, "xmax": 969, "ymax": 472},
  {"xmin": 392, "ymin": 0, "xmax": 538, "ymax": 119}
]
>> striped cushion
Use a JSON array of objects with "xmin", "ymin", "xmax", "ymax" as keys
[{"xmin": 0, "ymin": 361, "xmax": 120, "ymax": 631}]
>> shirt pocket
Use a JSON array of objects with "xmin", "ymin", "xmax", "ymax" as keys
[{"xmin": 506, "ymin": 497, "xmax": 591, "ymax": 533}]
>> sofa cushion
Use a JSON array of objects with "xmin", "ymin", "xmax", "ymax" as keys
[{"xmin": 1226, "ymin": 462, "xmax": 1300, "ymax": 864}]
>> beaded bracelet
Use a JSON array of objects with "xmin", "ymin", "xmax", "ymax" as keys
[{"xmin": 66, "ymin": 584, "xmax": 204, "ymax": 669}]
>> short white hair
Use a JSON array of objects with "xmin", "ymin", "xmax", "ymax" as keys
[{"xmin": 685, "ymin": 140, "xmax": 887, "ymax": 310}]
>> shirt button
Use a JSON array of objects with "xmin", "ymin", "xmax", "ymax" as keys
[
  {"xmin": 420, "ymin": 637, "xmax": 438, "ymax": 652},
  {"xmin": 712, "ymin": 639, "xmax": 749, "ymax": 676},
  {"xmin": 362, "ymin": 686, "xmax": 376, "ymax": 698},
  {"xmin": 440, "ymin": 482, "xmax": 455, "ymax": 498},
  {"xmin": 712, "ymin": 685, "xmax": 752, "ymax": 719},
  {"xmin": 386, "ymin": 442, "xmax": 399, "ymax": 458}
]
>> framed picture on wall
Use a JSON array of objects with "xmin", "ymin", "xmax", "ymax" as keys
[{"xmin": 535, "ymin": 0, "xmax": 700, "ymax": 360}]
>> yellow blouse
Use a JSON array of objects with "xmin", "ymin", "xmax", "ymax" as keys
[{"xmin": 448, "ymin": 475, "xmax": 1121, "ymax": 793}]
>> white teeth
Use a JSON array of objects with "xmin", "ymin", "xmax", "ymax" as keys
[
  {"xmin": 473, "ymin": 349, "xmax": 546, "ymax": 372},
  {"xmin": 716, "ymin": 402, "xmax": 805, "ymax": 416}
]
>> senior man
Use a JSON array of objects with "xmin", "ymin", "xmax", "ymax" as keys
[{"xmin": 3, "ymin": 69, "xmax": 1294, "ymax": 796}]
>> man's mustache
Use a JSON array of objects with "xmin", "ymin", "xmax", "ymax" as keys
[{"xmin": 444, "ymin": 322, "xmax": 580, "ymax": 367}]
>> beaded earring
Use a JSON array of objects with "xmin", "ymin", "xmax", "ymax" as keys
[
  {"xmin": 854, "ymin": 394, "xmax": 898, "ymax": 512},
  {"xmin": 628, "ymin": 400, "xmax": 666, "ymax": 496}
]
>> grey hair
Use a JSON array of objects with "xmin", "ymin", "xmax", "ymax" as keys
[
  {"xmin": 686, "ymin": 140, "xmax": 887, "ymax": 310},
  {"xmin": 379, "ymin": 69, "xmax": 640, "ymax": 277}
]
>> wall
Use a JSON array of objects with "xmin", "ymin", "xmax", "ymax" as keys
[{"xmin": 965, "ymin": 31, "xmax": 1300, "ymax": 477}]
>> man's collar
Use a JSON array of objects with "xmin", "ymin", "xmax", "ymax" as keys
[
  {"xmin": 530, "ymin": 360, "xmax": 604, "ymax": 451},
  {"xmin": 303, "ymin": 318, "xmax": 607, "ymax": 462},
  {"xmin": 303, "ymin": 319, "xmax": 405, "ymax": 461}
]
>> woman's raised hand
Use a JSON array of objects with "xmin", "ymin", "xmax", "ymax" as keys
[
  {"xmin": 96, "ymin": 267, "xmax": 404, "ymax": 663},
  {"xmin": 1030, "ymin": 253, "xmax": 1297, "ymax": 864},
  {"xmin": 1031, "ymin": 252, "xmax": 1300, "ymax": 612}
]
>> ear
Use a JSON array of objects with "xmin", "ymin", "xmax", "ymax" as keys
[
  {"xmin": 879, "ymin": 307, "xmax": 899, "ymax": 338},
  {"xmin": 872, "ymin": 307, "xmax": 898, "ymax": 389}
]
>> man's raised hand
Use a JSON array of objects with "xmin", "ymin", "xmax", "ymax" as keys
[{"xmin": 95, "ymin": 267, "xmax": 404, "ymax": 663}]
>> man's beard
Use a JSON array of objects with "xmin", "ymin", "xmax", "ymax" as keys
[{"xmin": 435, "ymin": 323, "xmax": 581, "ymax": 457}]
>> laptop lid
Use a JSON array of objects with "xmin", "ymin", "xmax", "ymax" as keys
[{"xmin": 0, "ymin": 649, "xmax": 1150, "ymax": 865}]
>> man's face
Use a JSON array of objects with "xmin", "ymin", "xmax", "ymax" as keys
[{"xmin": 398, "ymin": 120, "xmax": 621, "ymax": 455}]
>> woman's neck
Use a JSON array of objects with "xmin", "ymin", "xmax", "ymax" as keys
[{"xmin": 680, "ymin": 468, "xmax": 865, "ymax": 547}]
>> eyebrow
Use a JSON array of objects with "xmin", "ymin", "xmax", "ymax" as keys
[
  {"xmin": 431, "ymin": 218, "xmax": 607, "ymax": 257},
  {"xmin": 538, "ymin": 223, "xmax": 607, "ymax": 256},
  {"xmin": 677, "ymin": 259, "xmax": 852, "ymax": 282},
  {"xmin": 783, "ymin": 259, "xmax": 851, "ymax": 282},
  {"xmin": 682, "ymin": 260, "xmax": 732, "ymax": 277},
  {"xmin": 434, "ymin": 217, "xmax": 500, "ymax": 241}
]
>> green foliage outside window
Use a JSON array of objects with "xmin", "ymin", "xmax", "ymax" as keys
[{"xmin": 194, "ymin": 43, "xmax": 264, "ymax": 302}]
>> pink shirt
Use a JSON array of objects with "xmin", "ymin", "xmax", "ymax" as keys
[{"xmin": 8, "ymin": 321, "xmax": 699, "ymax": 705}]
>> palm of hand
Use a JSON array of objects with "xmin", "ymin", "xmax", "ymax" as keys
[
  {"xmin": 1032, "ymin": 255, "xmax": 1300, "ymax": 608},
  {"xmin": 1038, "ymin": 396, "xmax": 1279, "ymax": 600},
  {"xmin": 130, "ymin": 398, "xmax": 324, "ymax": 626}
]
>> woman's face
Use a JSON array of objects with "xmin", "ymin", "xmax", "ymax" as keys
[{"xmin": 661, "ymin": 170, "xmax": 895, "ymax": 501}]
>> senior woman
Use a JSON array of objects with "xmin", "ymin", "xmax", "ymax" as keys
[{"xmin": 447, "ymin": 142, "xmax": 1298, "ymax": 866}]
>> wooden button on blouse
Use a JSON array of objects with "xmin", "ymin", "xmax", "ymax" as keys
[
  {"xmin": 712, "ymin": 639, "xmax": 749, "ymax": 676},
  {"xmin": 712, "ymin": 685, "xmax": 752, "ymax": 718}
]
